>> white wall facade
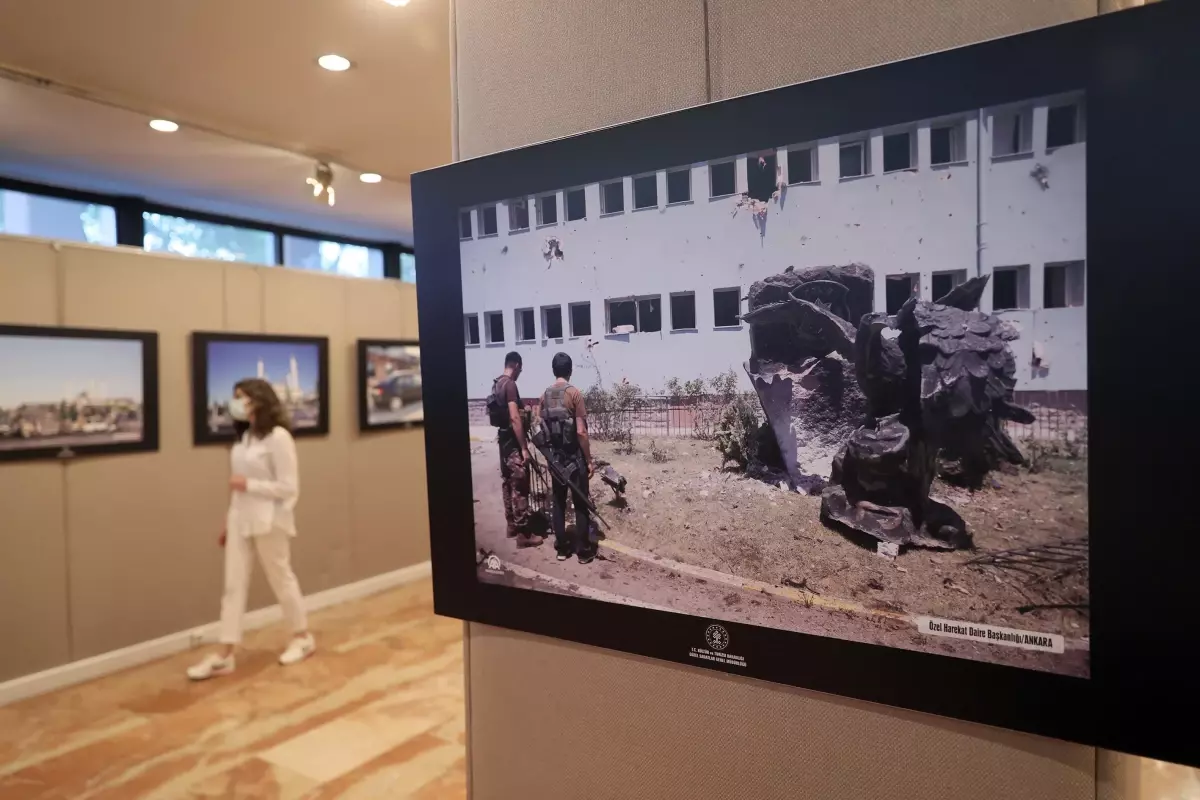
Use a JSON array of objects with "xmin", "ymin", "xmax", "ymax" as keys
[{"xmin": 459, "ymin": 92, "xmax": 1086, "ymax": 400}]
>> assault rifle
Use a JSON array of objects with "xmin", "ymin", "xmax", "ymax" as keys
[{"xmin": 527, "ymin": 442, "xmax": 610, "ymax": 532}]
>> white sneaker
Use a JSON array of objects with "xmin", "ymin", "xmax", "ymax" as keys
[
  {"xmin": 187, "ymin": 653, "xmax": 235, "ymax": 681},
  {"xmin": 279, "ymin": 634, "xmax": 315, "ymax": 666}
]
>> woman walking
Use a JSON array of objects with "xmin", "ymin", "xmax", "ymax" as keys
[{"xmin": 187, "ymin": 378, "xmax": 314, "ymax": 680}]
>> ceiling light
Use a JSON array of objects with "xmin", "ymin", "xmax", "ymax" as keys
[
  {"xmin": 359, "ymin": 173, "xmax": 382, "ymax": 184},
  {"xmin": 306, "ymin": 161, "xmax": 336, "ymax": 207},
  {"xmin": 382, "ymin": 0, "xmax": 411, "ymax": 6},
  {"xmin": 317, "ymin": 54, "xmax": 352, "ymax": 72},
  {"xmin": 149, "ymin": 119, "xmax": 179, "ymax": 133}
]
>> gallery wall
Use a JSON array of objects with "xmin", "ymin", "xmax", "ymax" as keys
[
  {"xmin": 0, "ymin": 234, "xmax": 426, "ymax": 683},
  {"xmin": 450, "ymin": 0, "xmax": 1171, "ymax": 798}
]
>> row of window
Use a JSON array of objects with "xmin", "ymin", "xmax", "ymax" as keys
[
  {"xmin": 0, "ymin": 187, "xmax": 413, "ymax": 282},
  {"xmin": 466, "ymin": 261, "xmax": 1084, "ymax": 347},
  {"xmin": 464, "ymin": 289, "xmax": 744, "ymax": 346},
  {"xmin": 459, "ymin": 101, "xmax": 1084, "ymax": 240},
  {"xmin": 889, "ymin": 261, "xmax": 1086, "ymax": 314}
]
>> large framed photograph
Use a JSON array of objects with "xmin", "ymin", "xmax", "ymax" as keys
[
  {"xmin": 357, "ymin": 339, "xmax": 423, "ymax": 430},
  {"xmin": 413, "ymin": 2, "xmax": 1200, "ymax": 767},
  {"xmin": 0, "ymin": 324, "xmax": 159, "ymax": 462},
  {"xmin": 191, "ymin": 332, "xmax": 329, "ymax": 445}
]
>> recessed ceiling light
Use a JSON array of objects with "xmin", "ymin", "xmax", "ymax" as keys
[
  {"xmin": 359, "ymin": 173, "xmax": 382, "ymax": 184},
  {"xmin": 149, "ymin": 119, "xmax": 179, "ymax": 133},
  {"xmin": 317, "ymin": 54, "xmax": 352, "ymax": 72},
  {"xmin": 382, "ymin": 0, "xmax": 411, "ymax": 6}
]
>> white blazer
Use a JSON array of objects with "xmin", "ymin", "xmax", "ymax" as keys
[{"xmin": 227, "ymin": 426, "xmax": 300, "ymax": 538}]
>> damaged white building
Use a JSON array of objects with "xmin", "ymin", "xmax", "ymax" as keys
[{"xmin": 458, "ymin": 91, "xmax": 1086, "ymax": 410}]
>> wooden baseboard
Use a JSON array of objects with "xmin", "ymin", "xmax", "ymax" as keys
[{"xmin": 0, "ymin": 561, "xmax": 432, "ymax": 707}]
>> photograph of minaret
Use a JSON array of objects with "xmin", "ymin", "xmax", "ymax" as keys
[{"xmin": 203, "ymin": 338, "xmax": 323, "ymax": 435}]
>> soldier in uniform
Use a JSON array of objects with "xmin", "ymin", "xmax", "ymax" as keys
[
  {"xmin": 538, "ymin": 352, "xmax": 596, "ymax": 563},
  {"xmin": 488, "ymin": 352, "xmax": 542, "ymax": 548}
]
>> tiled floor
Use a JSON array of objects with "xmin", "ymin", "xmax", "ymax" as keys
[{"xmin": 0, "ymin": 580, "xmax": 466, "ymax": 799}]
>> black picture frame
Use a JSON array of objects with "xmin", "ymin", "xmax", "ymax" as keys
[
  {"xmin": 0, "ymin": 324, "xmax": 159, "ymax": 463},
  {"xmin": 357, "ymin": 338, "xmax": 424, "ymax": 431},
  {"xmin": 190, "ymin": 332, "xmax": 330, "ymax": 445},
  {"xmin": 411, "ymin": 3, "xmax": 1200, "ymax": 767}
]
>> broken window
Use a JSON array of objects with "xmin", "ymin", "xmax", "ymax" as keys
[
  {"xmin": 542, "ymin": 305, "xmax": 563, "ymax": 339},
  {"xmin": 480, "ymin": 205, "xmax": 498, "ymax": 237},
  {"xmin": 713, "ymin": 288, "xmax": 741, "ymax": 327},
  {"xmin": 787, "ymin": 146, "xmax": 816, "ymax": 184},
  {"xmin": 746, "ymin": 153, "xmax": 777, "ymax": 202},
  {"xmin": 464, "ymin": 314, "xmax": 480, "ymax": 346},
  {"xmin": 1047, "ymin": 104, "xmax": 1080, "ymax": 149},
  {"xmin": 633, "ymin": 174, "xmax": 658, "ymax": 210},
  {"xmin": 514, "ymin": 308, "xmax": 535, "ymax": 342},
  {"xmin": 992, "ymin": 265, "xmax": 1030, "ymax": 310},
  {"xmin": 638, "ymin": 297, "xmax": 662, "ymax": 332},
  {"xmin": 931, "ymin": 121, "xmax": 967, "ymax": 165},
  {"xmin": 606, "ymin": 296, "xmax": 661, "ymax": 333},
  {"xmin": 508, "ymin": 199, "xmax": 529, "ymax": 232},
  {"xmin": 570, "ymin": 302, "xmax": 592, "ymax": 337},
  {"xmin": 667, "ymin": 169, "xmax": 691, "ymax": 204},
  {"xmin": 671, "ymin": 292, "xmax": 696, "ymax": 330},
  {"xmin": 608, "ymin": 299, "xmax": 636, "ymax": 332},
  {"xmin": 931, "ymin": 270, "xmax": 967, "ymax": 302},
  {"xmin": 536, "ymin": 194, "xmax": 557, "ymax": 226},
  {"xmin": 839, "ymin": 141, "xmax": 867, "ymax": 178},
  {"xmin": 459, "ymin": 210, "xmax": 473, "ymax": 240},
  {"xmin": 709, "ymin": 161, "xmax": 736, "ymax": 198},
  {"xmin": 601, "ymin": 181, "xmax": 624, "ymax": 215},
  {"xmin": 485, "ymin": 311, "xmax": 505, "ymax": 344},
  {"xmin": 885, "ymin": 274, "xmax": 919, "ymax": 314},
  {"xmin": 566, "ymin": 188, "xmax": 586, "ymax": 221},
  {"xmin": 1043, "ymin": 261, "xmax": 1085, "ymax": 308},
  {"xmin": 993, "ymin": 108, "xmax": 1033, "ymax": 157},
  {"xmin": 883, "ymin": 131, "xmax": 914, "ymax": 172}
]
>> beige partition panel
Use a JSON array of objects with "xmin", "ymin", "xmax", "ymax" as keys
[
  {"xmin": 0, "ymin": 238, "xmax": 426, "ymax": 680},
  {"xmin": 469, "ymin": 625, "xmax": 1094, "ymax": 800},
  {"xmin": 450, "ymin": 0, "xmax": 1152, "ymax": 797}
]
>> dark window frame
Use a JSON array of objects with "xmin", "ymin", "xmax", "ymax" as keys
[
  {"xmin": 0, "ymin": 174, "xmax": 412, "ymax": 280},
  {"xmin": 713, "ymin": 287, "xmax": 742, "ymax": 328}
]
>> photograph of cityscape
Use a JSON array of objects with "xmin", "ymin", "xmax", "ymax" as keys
[
  {"xmin": 0, "ymin": 329, "xmax": 149, "ymax": 456},
  {"xmin": 360, "ymin": 341, "xmax": 422, "ymax": 429},
  {"xmin": 196, "ymin": 336, "xmax": 325, "ymax": 441},
  {"xmin": 461, "ymin": 91, "xmax": 1089, "ymax": 678}
]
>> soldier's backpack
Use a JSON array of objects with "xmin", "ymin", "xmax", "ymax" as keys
[
  {"xmin": 541, "ymin": 385, "xmax": 578, "ymax": 454},
  {"xmin": 486, "ymin": 376, "xmax": 513, "ymax": 428}
]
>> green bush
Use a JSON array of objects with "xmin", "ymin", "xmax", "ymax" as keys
[
  {"xmin": 715, "ymin": 395, "xmax": 764, "ymax": 470},
  {"xmin": 585, "ymin": 378, "xmax": 644, "ymax": 451}
]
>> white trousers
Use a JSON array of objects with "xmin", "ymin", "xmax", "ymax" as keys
[{"xmin": 218, "ymin": 529, "xmax": 308, "ymax": 645}]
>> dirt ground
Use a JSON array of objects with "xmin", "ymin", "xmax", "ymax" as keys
[
  {"xmin": 592, "ymin": 437, "xmax": 1088, "ymax": 634},
  {"xmin": 470, "ymin": 428, "xmax": 1089, "ymax": 677}
]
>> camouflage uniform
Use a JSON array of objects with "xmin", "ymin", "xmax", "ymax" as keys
[{"xmin": 500, "ymin": 447, "xmax": 531, "ymax": 536}]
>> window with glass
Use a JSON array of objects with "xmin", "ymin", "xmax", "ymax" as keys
[
  {"xmin": 400, "ymin": 252, "xmax": 416, "ymax": 283},
  {"xmin": 0, "ymin": 189, "xmax": 117, "ymax": 246},
  {"xmin": 143, "ymin": 212, "xmax": 275, "ymax": 265},
  {"xmin": 283, "ymin": 236, "xmax": 384, "ymax": 279}
]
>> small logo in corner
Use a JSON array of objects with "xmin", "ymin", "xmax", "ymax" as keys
[
  {"xmin": 485, "ymin": 554, "xmax": 503, "ymax": 573},
  {"xmin": 705, "ymin": 624, "xmax": 730, "ymax": 652}
]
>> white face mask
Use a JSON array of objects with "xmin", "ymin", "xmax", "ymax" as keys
[{"xmin": 228, "ymin": 397, "xmax": 250, "ymax": 421}]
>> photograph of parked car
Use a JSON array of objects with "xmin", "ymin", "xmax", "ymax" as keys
[
  {"xmin": 358, "ymin": 339, "xmax": 422, "ymax": 430},
  {"xmin": 0, "ymin": 325, "xmax": 159, "ymax": 461}
]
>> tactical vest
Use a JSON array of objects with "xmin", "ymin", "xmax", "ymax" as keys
[{"xmin": 541, "ymin": 384, "xmax": 579, "ymax": 456}]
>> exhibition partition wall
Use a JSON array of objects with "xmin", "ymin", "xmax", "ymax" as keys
[
  {"xmin": 0, "ymin": 234, "xmax": 427, "ymax": 685},
  {"xmin": 449, "ymin": 0, "xmax": 1181, "ymax": 798}
]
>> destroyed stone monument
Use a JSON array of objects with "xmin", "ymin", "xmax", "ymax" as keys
[
  {"xmin": 820, "ymin": 275, "xmax": 1035, "ymax": 550},
  {"xmin": 741, "ymin": 264, "xmax": 871, "ymax": 492}
]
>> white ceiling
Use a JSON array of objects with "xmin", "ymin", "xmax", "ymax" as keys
[{"xmin": 0, "ymin": 0, "xmax": 453, "ymax": 243}]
